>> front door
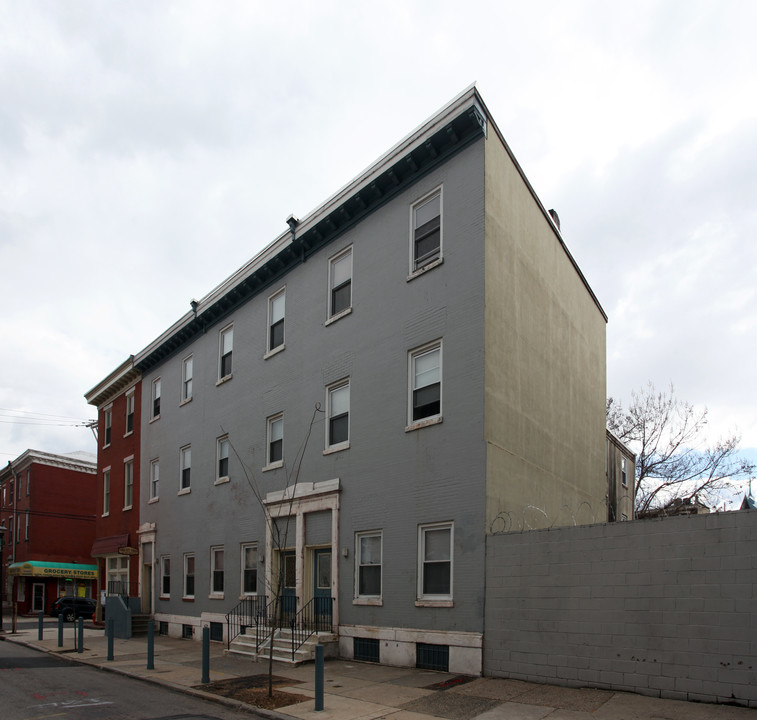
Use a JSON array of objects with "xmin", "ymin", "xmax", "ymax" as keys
[
  {"xmin": 280, "ymin": 551, "xmax": 296, "ymax": 623},
  {"xmin": 32, "ymin": 583, "xmax": 44, "ymax": 612},
  {"xmin": 312, "ymin": 548, "xmax": 332, "ymax": 629}
]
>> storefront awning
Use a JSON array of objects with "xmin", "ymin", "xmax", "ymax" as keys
[
  {"xmin": 91, "ymin": 533, "xmax": 131, "ymax": 557},
  {"xmin": 8, "ymin": 561, "xmax": 98, "ymax": 580}
]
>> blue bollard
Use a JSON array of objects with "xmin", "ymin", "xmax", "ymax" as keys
[
  {"xmin": 315, "ymin": 644, "xmax": 324, "ymax": 711},
  {"xmin": 201, "ymin": 626, "xmax": 210, "ymax": 684},
  {"xmin": 147, "ymin": 620, "xmax": 154, "ymax": 670},
  {"xmin": 107, "ymin": 617, "xmax": 114, "ymax": 661},
  {"xmin": 57, "ymin": 614, "xmax": 63, "ymax": 648},
  {"xmin": 77, "ymin": 616, "xmax": 83, "ymax": 653},
  {"xmin": 38, "ymin": 611, "xmax": 44, "ymax": 641}
]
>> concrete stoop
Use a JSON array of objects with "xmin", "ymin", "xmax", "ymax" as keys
[
  {"xmin": 228, "ymin": 627, "xmax": 337, "ymax": 665},
  {"xmin": 130, "ymin": 614, "xmax": 151, "ymax": 636}
]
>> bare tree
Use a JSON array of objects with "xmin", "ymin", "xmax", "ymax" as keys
[{"xmin": 607, "ymin": 383, "xmax": 754, "ymax": 517}]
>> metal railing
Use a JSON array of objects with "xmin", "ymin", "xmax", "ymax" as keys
[
  {"xmin": 106, "ymin": 580, "xmax": 138, "ymax": 600},
  {"xmin": 225, "ymin": 595, "xmax": 267, "ymax": 650},
  {"xmin": 289, "ymin": 596, "xmax": 333, "ymax": 660}
]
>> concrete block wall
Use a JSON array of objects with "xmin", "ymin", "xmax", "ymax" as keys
[{"xmin": 484, "ymin": 510, "xmax": 757, "ymax": 707}]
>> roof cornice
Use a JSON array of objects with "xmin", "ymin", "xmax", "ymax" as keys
[
  {"xmin": 0, "ymin": 450, "xmax": 97, "ymax": 482},
  {"xmin": 84, "ymin": 358, "xmax": 140, "ymax": 408},
  {"xmin": 134, "ymin": 86, "xmax": 487, "ymax": 372}
]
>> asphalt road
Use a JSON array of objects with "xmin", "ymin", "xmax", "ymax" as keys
[{"xmin": 0, "ymin": 640, "xmax": 264, "ymax": 720}]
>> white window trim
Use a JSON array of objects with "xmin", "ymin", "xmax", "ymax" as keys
[
  {"xmin": 102, "ymin": 467, "xmax": 111, "ymax": 517},
  {"xmin": 263, "ymin": 413, "xmax": 284, "ymax": 470},
  {"xmin": 264, "ymin": 286, "xmax": 286, "ymax": 358},
  {"xmin": 326, "ymin": 245, "xmax": 353, "ymax": 324},
  {"xmin": 210, "ymin": 546, "xmax": 225, "ymax": 599},
  {"xmin": 179, "ymin": 444, "xmax": 191, "ymax": 494},
  {"xmin": 150, "ymin": 377, "xmax": 161, "ymax": 422},
  {"xmin": 217, "ymin": 323, "xmax": 234, "ymax": 384},
  {"xmin": 125, "ymin": 390, "xmax": 135, "ymax": 436},
  {"xmin": 354, "ymin": 530, "xmax": 383, "ymax": 606},
  {"xmin": 149, "ymin": 458, "xmax": 159, "ymax": 503},
  {"xmin": 181, "ymin": 354, "xmax": 193, "ymax": 405},
  {"xmin": 416, "ymin": 521, "xmax": 453, "ymax": 607},
  {"xmin": 160, "ymin": 556, "xmax": 170, "ymax": 599},
  {"xmin": 123, "ymin": 455, "xmax": 134, "ymax": 511},
  {"xmin": 406, "ymin": 339, "xmax": 443, "ymax": 431},
  {"xmin": 183, "ymin": 553, "xmax": 195, "ymax": 600},
  {"xmin": 324, "ymin": 378, "xmax": 350, "ymax": 453},
  {"xmin": 408, "ymin": 186, "xmax": 443, "ymax": 280},
  {"xmin": 215, "ymin": 435, "xmax": 230, "ymax": 485},
  {"xmin": 240, "ymin": 542, "xmax": 258, "ymax": 598},
  {"xmin": 621, "ymin": 457, "xmax": 628, "ymax": 487},
  {"xmin": 103, "ymin": 404, "xmax": 113, "ymax": 448}
]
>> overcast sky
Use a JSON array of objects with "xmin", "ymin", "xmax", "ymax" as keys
[{"xmin": 1, "ymin": 1, "xmax": 755, "ymax": 483}]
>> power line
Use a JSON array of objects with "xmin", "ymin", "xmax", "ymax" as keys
[{"xmin": 0, "ymin": 407, "xmax": 92, "ymax": 423}]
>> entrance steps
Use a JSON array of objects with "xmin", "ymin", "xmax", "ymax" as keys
[{"xmin": 228, "ymin": 627, "xmax": 337, "ymax": 665}]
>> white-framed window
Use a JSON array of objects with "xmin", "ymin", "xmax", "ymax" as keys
[
  {"xmin": 149, "ymin": 458, "xmax": 159, "ymax": 501},
  {"xmin": 418, "ymin": 522, "xmax": 453, "ymax": 601},
  {"xmin": 26, "ymin": 469, "xmax": 30, "ymax": 496},
  {"xmin": 355, "ymin": 531, "xmax": 382, "ymax": 599},
  {"xmin": 409, "ymin": 341, "xmax": 442, "ymax": 426},
  {"xmin": 181, "ymin": 355, "xmax": 193, "ymax": 403},
  {"xmin": 266, "ymin": 414, "xmax": 283, "ymax": 467},
  {"xmin": 24, "ymin": 510, "xmax": 29, "ymax": 541},
  {"xmin": 108, "ymin": 556, "xmax": 129, "ymax": 595},
  {"xmin": 326, "ymin": 379, "xmax": 350, "ymax": 450},
  {"xmin": 102, "ymin": 468, "xmax": 111, "ymax": 516},
  {"xmin": 103, "ymin": 407, "xmax": 112, "ymax": 447},
  {"xmin": 216, "ymin": 435, "xmax": 230, "ymax": 483},
  {"xmin": 218, "ymin": 324, "xmax": 233, "ymax": 381},
  {"xmin": 410, "ymin": 188, "xmax": 442, "ymax": 274},
  {"xmin": 160, "ymin": 556, "xmax": 170, "ymax": 598},
  {"xmin": 183, "ymin": 553, "xmax": 195, "ymax": 599},
  {"xmin": 151, "ymin": 378, "xmax": 161, "ymax": 420},
  {"xmin": 210, "ymin": 546, "xmax": 224, "ymax": 596},
  {"xmin": 180, "ymin": 445, "xmax": 191, "ymax": 492},
  {"xmin": 328, "ymin": 246, "xmax": 352, "ymax": 320},
  {"xmin": 241, "ymin": 543, "xmax": 257, "ymax": 595},
  {"xmin": 123, "ymin": 458, "xmax": 134, "ymax": 509},
  {"xmin": 621, "ymin": 457, "xmax": 628, "ymax": 487},
  {"xmin": 125, "ymin": 390, "xmax": 135, "ymax": 434},
  {"xmin": 267, "ymin": 287, "xmax": 285, "ymax": 354}
]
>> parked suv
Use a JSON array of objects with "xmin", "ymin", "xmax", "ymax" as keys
[{"xmin": 49, "ymin": 596, "xmax": 97, "ymax": 622}]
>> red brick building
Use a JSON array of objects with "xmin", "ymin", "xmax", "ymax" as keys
[
  {"xmin": 0, "ymin": 450, "xmax": 97, "ymax": 615},
  {"xmin": 85, "ymin": 358, "xmax": 142, "ymax": 618}
]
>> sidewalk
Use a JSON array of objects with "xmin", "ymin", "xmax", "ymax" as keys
[{"xmin": 1, "ymin": 625, "xmax": 754, "ymax": 720}]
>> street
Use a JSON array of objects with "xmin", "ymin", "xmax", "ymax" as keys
[{"xmin": 0, "ymin": 640, "xmax": 264, "ymax": 720}]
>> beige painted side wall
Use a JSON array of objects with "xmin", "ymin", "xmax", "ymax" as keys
[{"xmin": 484, "ymin": 131, "xmax": 607, "ymax": 532}]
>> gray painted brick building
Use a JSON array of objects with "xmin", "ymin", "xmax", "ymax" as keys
[{"xmin": 129, "ymin": 86, "xmax": 608, "ymax": 674}]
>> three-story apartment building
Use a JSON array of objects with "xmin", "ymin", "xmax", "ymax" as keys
[{"xmin": 109, "ymin": 86, "xmax": 607, "ymax": 673}]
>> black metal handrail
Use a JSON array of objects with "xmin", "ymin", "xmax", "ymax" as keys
[
  {"xmin": 289, "ymin": 596, "xmax": 334, "ymax": 660},
  {"xmin": 255, "ymin": 595, "xmax": 298, "ymax": 653},
  {"xmin": 225, "ymin": 595, "xmax": 267, "ymax": 650},
  {"xmin": 106, "ymin": 580, "xmax": 138, "ymax": 600}
]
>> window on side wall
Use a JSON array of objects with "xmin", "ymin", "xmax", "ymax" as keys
[
  {"xmin": 211, "ymin": 547, "xmax": 224, "ymax": 596},
  {"xmin": 180, "ymin": 445, "xmax": 191, "ymax": 492},
  {"xmin": 125, "ymin": 391, "xmax": 135, "ymax": 434},
  {"xmin": 266, "ymin": 414, "xmax": 283, "ymax": 467},
  {"xmin": 216, "ymin": 436, "xmax": 230, "ymax": 483},
  {"xmin": 418, "ymin": 522, "xmax": 453, "ymax": 602},
  {"xmin": 326, "ymin": 379, "xmax": 350, "ymax": 450},
  {"xmin": 151, "ymin": 378, "xmax": 161, "ymax": 420},
  {"xmin": 123, "ymin": 458, "xmax": 134, "ymax": 509},
  {"xmin": 102, "ymin": 469, "xmax": 111, "ymax": 516},
  {"xmin": 621, "ymin": 457, "xmax": 628, "ymax": 487},
  {"xmin": 241, "ymin": 544, "xmax": 257, "ymax": 595},
  {"xmin": 181, "ymin": 355, "xmax": 193, "ymax": 403},
  {"xmin": 411, "ymin": 189, "xmax": 442, "ymax": 274},
  {"xmin": 160, "ymin": 556, "xmax": 170, "ymax": 597},
  {"xmin": 328, "ymin": 247, "xmax": 352, "ymax": 321},
  {"xmin": 267, "ymin": 288, "xmax": 285, "ymax": 354},
  {"xmin": 104, "ymin": 407, "xmax": 112, "ymax": 446},
  {"xmin": 355, "ymin": 531, "xmax": 382, "ymax": 600},
  {"xmin": 149, "ymin": 459, "xmax": 159, "ymax": 501},
  {"xmin": 184, "ymin": 554, "xmax": 195, "ymax": 599},
  {"xmin": 218, "ymin": 325, "xmax": 233, "ymax": 381},
  {"xmin": 408, "ymin": 341, "xmax": 442, "ymax": 426}
]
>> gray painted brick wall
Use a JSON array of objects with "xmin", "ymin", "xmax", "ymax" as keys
[{"xmin": 484, "ymin": 511, "xmax": 757, "ymax": 707}]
